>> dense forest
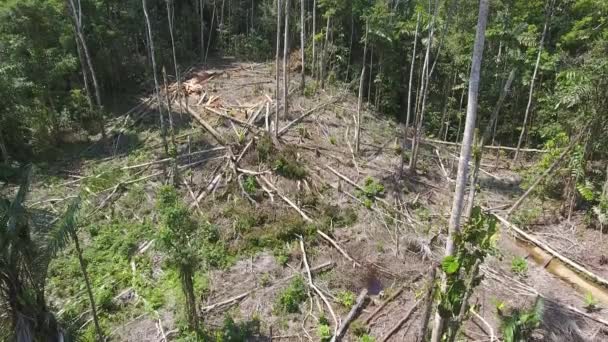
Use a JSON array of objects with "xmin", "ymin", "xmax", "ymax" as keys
[{"xmin": 1, "ymin": 0, "xmax": 608, "ymax": 341}]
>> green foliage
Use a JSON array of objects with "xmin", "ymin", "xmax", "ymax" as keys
[
  {"xmin": 274, "ymin": 146, "xmax": 308, "ymax": 180},
  {"xmin": 359, "ymin": 334, "xmax": 376, "ymax": 342},
  {"xmin": 350, "ymin": 319, "xmax": 367, "ymax": 337},
  {"xmin": 243, "ymin": 175, "xmax": 259, "ymax": 195},
  {"xmin": 256, "ymin": 133, "xmax": 274, "ymax": 163},
  {"xmin": 436, "ymin": 208, "xmax": 498, "ymax": 339},
  {"xmin": 337, "ymin": 290, "xmax": 356, "ymax": 308},
  {"xmin": 356, "ymin": 177, "xmax": 385, "ymax": 208},
  {"xmin": 511, "ymin": 257, "xmax": 528, "ymax": 277},
  {"xmin": 274, "ymin": 276, "xmax": 307, "ymax": 314},
  {"xmin": 499, "ymin": 298, "xmax": 544, "ymax": 342},
  {"xmin": 317, "ymin": 323, "xmax": 332, "ymax": 342},
  {"xmin": 584, "ymin": 292, "xmax": 599, "ymax": 312},
  {"xmin": 213, "ymin": 315, "xmax": 261, "ymax": 341}
]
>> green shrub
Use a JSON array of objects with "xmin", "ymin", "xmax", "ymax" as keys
[
  {"xmin": 350, "ymin": 319, "xmax": 367, "ymax": 337},
  {"xmin": 318, "ymin": 324, "xmax": 332, "ymax": 342},
  {"xmin": 243, "ymin": 175, "xmax": 258, "ymax": 195},
  {"xmin": 275, "ymin": 276, "xmax": 307, "ymax": 313},
  {"xmin": 359, "ymin": 334, "xmax": 376, "ymax": 342},
  {"xmin": 511, "ymin": 257, "xmax": 528, "ymax": 277},
  {"xmin": 256, "ymin": 133, "xmax": 274, "ymax": 162},
  {"xmin": 356, "ymin": 177, "xmax": 385, "ymax": 208},
  {"xmin": 337, "ymin": 290, "xmax": 356, "ymax": 308},
  {"xmin": 274, "ymin": 147, "xmax": 308, "ymax": 180},
  {"xmin": 499, "ymin": 298, "xmax": 543, "ymax": 342}
]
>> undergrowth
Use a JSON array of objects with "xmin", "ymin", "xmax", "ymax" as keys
[{"xmin": 274, "ymin": 276, "xmax": 307, "ymax": 314}]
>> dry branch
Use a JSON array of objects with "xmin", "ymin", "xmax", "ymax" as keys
[
  {"xmin": 364, "ymin": 285, "xmax": 405, "ymax": 324},
  {"xmin": 316, "ymin": 230, "xmax": 361, "ymax": 267},
  {"xmin": 380, "ymin": 298, "xmax": 421, "ymax": 342},
  {"xmin": 278, "ymin": 97, "xmax": 341, "ymax": 136},
  {"xmin": 182, "ymin": 101, "xmax": 226, "ymax": 145},
  {"xmin": 299, "ymin": 239, "xmax": 339, "ymax": 337},
  {"xmin": 259, "ymin": 175, "xmax": 313, "ymax": 222}
]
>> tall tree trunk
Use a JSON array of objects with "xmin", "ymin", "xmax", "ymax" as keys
[
  {"xmin": 181, "ymin": 265, "xmax": 199, "ymax": 331},
  {"xmin": 345, "ymin": 9, "xmax": 354, "ymax": 82},
  {"xmin": 430, "ymin": 1, "xmax": 489, "ymax": 341},
  {"xmin": 300, "ymin": 0, "xmax": 305, "ymax": 92},
  {"xmin": 311, "ymin": 0, "xmax": 316, "ymax": 79},
  {"xmin": 73, "ymin": 34, "xmax": 94, "ymax": 112},
  {"xmin": 438, "ymin": 70, "xmax": 457, "ymax": 139},
  {"xmin": 166, "ymin": 0, "xmax": 183, "ymax": 117},
  {"xmin": 465, "ymin": 68, "xmax": 516, "ymax": 218},
  {"xmin": 204, "ymin": 0, "xmax": 216, "ymax": 63},
  {"xmin": 283, "ymin": 0, "xmax": 291, "ymax": 119},
  {"xmin": 355, "ymin": 20, "xmax": 369, "ymax": 155},
  {"xmin": 409, "ymin": 0, "xmax": 438, "ymax": 172},
  {"xmin": 200, "ymin": 0, "xmax": 205, "ymax": 61},
  {"xmin": 142, "ymin": 0, "xmax": 169, "ymax": 155},
  {"xmin": 275, "ymin": 0, "xmax": 283, "ymax": 137},
  {"xmin": 72, "ymin": 233, "xmax": 103, "ymax": 341},
  {"xmin": 514, "ymin": 0, "xmax": 555, "ymax": 163},
  {"xmin": 367, "ymin": 45, "xmax": 373, "ymax": 102},
  {"xmin": 0, "ymin": 129, "xmax": 9, "ymax": 163},
  {"xmin": 319, "ymin": 15, "xmax": 330, "ymax": 88},
  {"xmin": 67, "ymin": 0, "xmax": 105, "ymax": 139},
  {"xmin": 401, "ymin": 12, "xmax": 420, "ymax": 175},
  {"xmin": 162, "ymin": 67, "xmax": 179, "ymax": 187}
]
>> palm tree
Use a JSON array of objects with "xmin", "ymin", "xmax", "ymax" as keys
[
  {"xmin": 0, "ymin": 168, "xmax": 63, "ymax": 341},
  {"xmin": 50, "ymin": 198, "xmax": 104, "ymax": 341}
]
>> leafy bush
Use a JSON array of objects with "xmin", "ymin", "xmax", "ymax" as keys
[
  {"xmin": 317, "ymin": 324, "xmax": 332, "ymax": 342},
  {"xmin": 256, "ymin": 133, "xmax": 274, "ymax": 162},
  {"xmin": 499, "ymin": 298, "xmax": 544, "ymax": 342},
  {"xmin": 337, "ymin": 290, "xmax": 356, "ymax": 308},
  {"xmin": 359, "ymin": 334, "xmax": 376, "ymax": 342},
  {"xmin": 511, "ymin": 257, "xmax": 528, "ymax": 277},
  {"xmin": 274, "ymin": 146, "xmax": 308, "ymax": 180},
  {"xmin": 243, "ymin": 175, "xmax": 259, "ymax": 195},
  {"xmin": 356, "ymin": 177, "xmax": 385, "ymax": 208},
  {"xmin": 275, "ymin": 276, "xmax": 307, "ymax": 313}
]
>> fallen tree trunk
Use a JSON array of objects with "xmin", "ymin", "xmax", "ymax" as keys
[
  {"xmin": 492, "ymin": 213, "xmax": 608, "ymax": 288},
  {"xmin": 278, "ymin": 97, "xmax": 341, "ymax": 136},
  {"xmin": 380, "ymin": 299, "xmax": 421, "ymax": 342},
  {"xmin": 331, "ymin": 289, "xmax": 369, "ymax": 342},
  {"xmin": 423, "ymin": 138, "xmax": 547, "ymax": 153},
  {"xmin": 181, "ymin": 101, "xmax": 226, "ymax": 145}
]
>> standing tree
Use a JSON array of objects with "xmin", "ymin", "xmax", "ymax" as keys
[
  {"xmin": 66, "ymin": 0, "xmax": 105, "ymax": 139},
  {"xmin": 275, "ymin": 0, "xmax": 283, "ymax": 137},
  {"xmin": 401, "ymin": 11, "xmax": 420, "ymax": 174},
  {"xmin": 283, "ymin": 0, "xmax": 291, "ymax": 119},
  {"xmin": 514, "ymin": 0, "xmax": 556, "ymax": 163},
  {"xmin": 429, "ymin": 0, "xmax": 490, "ymax": 340},
  {"xmin": 157, "ymin": 186, "xmax": 202, "ymax": 332},
  {"xmin": 311, "ymin": 0, "xmax": 317, "ymax": 79},
  {"xmin": 51, "ymin": 198, "xmax": 104, "ymax": 341},
  {"xmin": 142, "ymin": 0, "xmax": 169, "ymax": 155},
  {"xmin": 354, "ymin": 19, "xmax": 368, "ymax": 155},
  {"xmin": 300, "ymin": 0, "xmax": 305, "ymax": 92},
  {"xmin": 200, "ymin": 0, "xmax": 205, "ymax": 61}
]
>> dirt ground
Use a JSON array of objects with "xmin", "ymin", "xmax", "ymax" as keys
[{"xmin": 10, "ymin": 58, "xmax": 608, "ymax": 341}]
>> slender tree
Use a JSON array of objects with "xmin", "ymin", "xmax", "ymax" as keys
[
  {"xmin": 311, "ymin": 0, "xmax": 317, "ymax": 79},
  {"xmin": 283, "ymin": 0, "xmax": 291, "ymax": 119},
  {"xmin": 67, "ymin": 0, "xmax": 105, "ymax": 139},
  {"xmin": 409, "ymin": 0, "xmax": 439, "ymax": 171},
  {"xmin": 205, "ymin": 0, "xmax": 217, "ymax": 63},
  {"xmin": 142, "ymin": 0, "xmax": 169, "ymax": 155},
  {"xmin": 430, "ymin": 0, "xmax": 490, "ymax": 340},
  {"xmin": 320, "ymin": 15, "xmax": 330, "ymax": 88},
  {"xmin": 162, "ymin": 66, "xmax": 179, "ymax": 187},
  {"xmin": 166, "ymin": 0, "xmax": 183, "ymax": 117},
  {"xmin": 355, "ymin": 20, "xmax": 369, "ymax": 155},
  {"xmin": 401, "ymin": 11, "xmax": 420, "ymax": 174},
  {"xmin": 52, "ymin": 199, "xmax": 104, "ymax": 341},
  {"xmin": 300, "ymin": 0, "xmax": 305, "ymax": 92},
  {"xmin": 275, "ymin": 0, "xmax": 283, "ymax": 137},
  {"xmin": 200, "ymin": 0, "xmax": 205, "ymax": 61},
  {"xmin": 514, "ymin": 0, "xmax": 555, "ymax": 163}
]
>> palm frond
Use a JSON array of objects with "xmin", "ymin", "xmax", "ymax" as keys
[
  {"xmin": 7, "ymin": 166, "xmax": 31, "ymax": 233},
  {"xmin": 48, "ymin": 198, "xmax": 81, "ymax": 257}
]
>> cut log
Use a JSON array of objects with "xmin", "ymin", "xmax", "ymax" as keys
[
  {"xmin": 278, "ymin": 97, "xmax": 341, "ymax": 136},
  {"xmin": 181, "ymin": 101, "xmax": 226, "ymax": 145},
  {"xmin": 380, "ymin": 299, "xmax": 421, "ymax": 342},
  {"xmin": 331, "ymin": 289, "xmax": 369, "ymax": 342}
]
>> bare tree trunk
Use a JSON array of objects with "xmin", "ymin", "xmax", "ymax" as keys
[
  {"xmin": 417, "ymin": 265, "xmax": 437, "ymax": 342},
  {"xmin": 430, "ymin": 1, "xmax": 489, "ymax": 341},
  {"xmin": 409, "ymin": 0, "xmax": 438, "ymax": 172},
  {"xmin": 514, "ymin": 0, "xmax": 555, "ymax": 163},
  {"xmin": 438, "ymin": 70, "xmax": 457, "ymax": 139},
  {"xmin": 320, "ymin": 15, "xmax": 330, "ymax": 88},
  {"xmin": 162, "ymin": 67, "xmax": 179, "ymax": 186},
  {"xmin": 73, "ymin": 233, "xmax": 103, "ymax": 341},
  {"xmin": 400, "ymin": 12, "xmax": 420, "ymax": 174},
  {"xmin": 355, "ymin": 20, "xmax": 368, "ymax": 155},
  {"xmin": 205, "ymin": 0, "xmax": 216, "ymax": 63},
  {"xmin": 166, "ymin": 0, "xmax": 183, "ymax": 118},
  {"xmin": 73, "ymin": 34, "xmax": 93, "ymax": 112},
  {"xmin": 300, "ymin": 0, "xmax": 305, "ymax": 92},
  {"xmin": 283, "ymin": 0, "xmax": 291, "ymax": 120},
  {"xmin": 345, "ymin": 10, "xmax": 354, "ymax": 82},
  {"xmin": 311, "ymin": 0, "xmax": 316, "ymax": 79},
  {"xmin": 0, "ymin": 129, "xmax": 9, "ymax": 163},
  {"xmin": 67, "ymin": 0, "xmax": 105, "ymax": 139},
  {"xmin": 200, "ymin": 0, "xmax": 205, "ymax": 61},
  {"xmin": 367, "ymin": 45, "xmax": 373, "ymax": 102},
  {"xmin": 142, "ymin": 0, "xmax": 168, "ymax": 155},
  {"xmin": 465, "ymin": 68, "xmax": 516, "ymax": 218},
  {"xmin": 275, "ymin": 0, "xmax": 282, "ymax": 137},
  {"xmin": 181, "ymin": 265, "xmax": 199, "ymax": 331}
]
